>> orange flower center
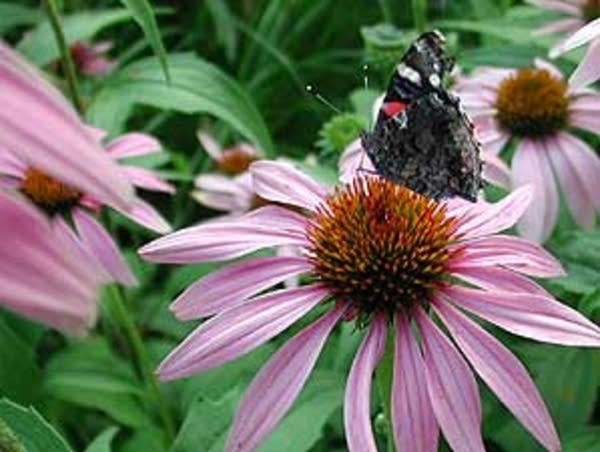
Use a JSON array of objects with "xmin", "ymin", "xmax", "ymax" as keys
[
  {"xmin": 217, "ymin": 147, "xmax": 257, "ymax": 176},
  {"xmin": 21, "ymin": 168, "xmax": 80, "ymax": 212},
  {"xmin": 495, "ymin": 68, "xmax": 569, "ymax": 138},
  {"xmin": 583, "ymin": 0, "xmax": 600, "ymax": 21},
  {"xmin": 307, "ymin": 178, "xmax": 460, "ymax": 321}
]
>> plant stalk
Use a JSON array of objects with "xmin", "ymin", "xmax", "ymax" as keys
[{"xmin": 411, "ymin": 0, "xmax": 427, "ymax": 33}]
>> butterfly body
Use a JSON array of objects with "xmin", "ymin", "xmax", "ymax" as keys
[{"xmin": 362, "ymin": 30, "xmax": 483, "ymax": 202}]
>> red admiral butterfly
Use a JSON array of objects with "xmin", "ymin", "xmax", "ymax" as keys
[{"xmin": 362, "ymin": 30, "xmax": 483, "ymax": 202}]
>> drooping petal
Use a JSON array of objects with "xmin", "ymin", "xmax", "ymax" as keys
[
  {"xmin": 533, "ymin": 17, "xmax": 583, "ymax": 35},
  {"xmin": 392, "ymin": 315, "xmax": 439, "ymax": 452},
  {"xmin": 139, "ymin": 206, "xmax": 308, "ymax": 263},
  {"xmin": 534, "ymin": 58, "xmax": 565, "ymax": 79},
  {"xmin": 0, "ymin": 41, "xmax": 133, "ymax": 210},
  {"xmin": 550, "ymin": 18, "xmax": 600, "ymax": 56},
  {"xmin": 171, "ymin": 255, "xmax": 312, "ymax": 319},
  {"xmin": 451, "ymin": 265, "xmax": 551, "ymax": 297},
  {"xmin": 453, "ymin": 185, "xmax": 533, "ymax": 240},
  {"xmin": 117, "ymin": 198, "xmax": 172, "ymax": 235},
  {"xmin": 479, "ymin": 129, "xmax": 510, "ymax": 156},
  {"xmin": 121, "ymin": 166, "xmax": 175, "ymax": 193},
  {"xmin": 570, "ymin": 91, "xmax": 600, "ymax": 133},
  {"xmin": 433, "ymin": 300, "xmax": 560, "ymax": 452},
  {"xmin": 546, "ymin": 135, "xmax": 595, "ymax": 228},
  {"xmin": 105, "ymin": 132, "xmax": 161, "ymax": 159},
  {"xmin": 251, "ymin": 160, "xmax": 328, "ymax": 211},
  {"xmin": 444, "ymin": 285, "xmax": 600, "ymax": 346},
  {"xmin": 226, "ymin": 306, "xmax": 344, "ymax": 452},
  {"xmin": 158, "ymin": 284, "xmax": 329, "ymax": 380},
  {"xmin": 72, "ymin": 209, "xmax": 137, "ymax": 287},
  {"xmin": 197, "ymin": 131, "xmax": 223, "ymax": 161},
  {"xmin": 0, "ymin": 146, "xmax": 26, "ymax": 178},
  {"xmin": 512, "ymin": 139, "xmax": 559, "ymax": 243},
  {"xmin": 0, "ymin": 192, "xmax": 100, "ymax": 333},
  {"xmin": 526, "ymin": 0, "xmax": 582, "ymax": 16},
  {"xmin": 554, "ymin": 132, "xmax": 600, "ymax": 210},
  {"xmin": 339, "ymin": 139, "xmax": 375, "ymax": 184},
  {"xmin": 345, "ymin": 316, "xmax": 387, "ymax": 452},
  {"xmin": 455, "ymin": 234, "xmax": 565, "ymax": 277},
  {"xmin": 569, "ymin": 39, "xmax": 600, "ymax": 89},
  {"xmin": 482, "ymin": 153, "xmax": 511, "ymax": 189},
  {"xmin": 416, "ymin": 309, "xmax": 485, "ymax": 452}
]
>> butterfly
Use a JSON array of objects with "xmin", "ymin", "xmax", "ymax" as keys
[{"xmin": 361, "ymin": 30, "xmax": 483, "ymax": 202}]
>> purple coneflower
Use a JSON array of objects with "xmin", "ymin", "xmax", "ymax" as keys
[
  {"xmin": 528, "ymin": 0, "xmax": 598, "ymax": 38},
  {"xmin": 192, "ymin": 131, "xmax": 262, "ymax": 213},
  {"xmin": 70, "ymin": 41, "xmax": 115, "ymax": 77},
  {"xmin": 455, "ymin": 59, "xmax": 600, "ymax": 243},
  {"xmin": 141, "ymin": 160, "xmax": 600, "ymax": 452}
]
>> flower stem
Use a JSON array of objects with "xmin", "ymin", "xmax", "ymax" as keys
[
  {"xmin": 105, "ymin": 285, "xmax": 176, "ymax": 441},
  {"xmin": 411, "ymin": 0, "xmax": 427, "ymax": 33},
  {"xmin": 42, "ymin": 0, "xmax": 84, "ymax": 113},
  {"xmin": 376, "ymin": 335, "xmax": 395, "ymax": 452}
]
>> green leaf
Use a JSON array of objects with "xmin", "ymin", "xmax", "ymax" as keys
[
  {"xmin": 0, "ymin": 398, "xmax": 72, "ymax": 452},
  {"xmin": 17, "ymin": 9, "xmax": 135, "ymax": 66},
  {"xmin": 0, "ymin": 2, "xmax": 41, "ymax": 34},
  {"xmin": 0, "ymin": 316, "xmax": 41, "ymax": 404},
  {"xmin": 84, "ymin": 427, "xmax": 119, "ymax": 452},
  {"xmin": 170, "ymin": 389, "xmax": 239, "ymax": 452},
  {"xmin": 43, "ymin": 338, "xmax": 151, "ymax": 428},
  {"xmin": 564, "ymin": 427, "xmax": 600, "ymax": 452},
  {"xmin": 119, "ymin": 0, "xmax": 170, "ymax": 82},
  {"xmin": 87, "ymin": 54, "xmax": 274, "ymax": 155},
  {"xmin": 122, "ymin": 426, "xmax": 167, "ymax": 452}
]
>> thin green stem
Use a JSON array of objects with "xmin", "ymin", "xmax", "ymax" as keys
[
  {"xmin": 378, "ymin": 0, "xmax": 393, "ymax": 23},
  {"xmin": 42, "ymin": 0, "xmax": 84, "ymax": 113},
  {"xmin": 106, "ymin": 285, "xmax": 176, "ymax": 441},
  {"xmin": 376, "ymin": 334, "xmax": 395, "ymax": 452},
  {"xmin": 411, "ymin": 0, "xmax": 427, "ymax": 33}
]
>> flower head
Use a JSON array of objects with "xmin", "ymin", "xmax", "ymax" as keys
[
  {"xmin": 140, "ymin": 161, "xmax": 600, "ymax": 452},
  {"xmin": 192, "ymin": 131, "xmax": 261, "ymax": 213},
  {"xmin": 70, "ymin": 41, "xmax": 115, "ymax": 77},
  {"xmin": 455, "ymin": 59, "xmax": 600, "ymax": 242}
]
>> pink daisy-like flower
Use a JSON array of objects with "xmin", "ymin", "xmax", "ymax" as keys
[
  {"xmin": 550, "ymin": 17, "xmax": 600, "ymax": 88},
  {"xmin": 528, "ymin": 0, "xmax": 598, "ymax": 38},
  {"xmin": 0, "ymin": 40, "xmax": 133, "ymax": 209},
  {"xmin": 140, "ymin": 160, "xmax": 600, "ymax": 452},
  {"xmin": 192, "ymin": 131, "xmax": 262, "ymax": 213},
  {"xmin": 0, "ymin": 191, "xmax": 105, "ymax": 334},
  {"xmin": 70, "ymin": 41, "xmax": 115, "ymax": 77},
  {"xmin": 0, "ymin": 130, "xmax": 174, "ymax": 287},
  {"xmin": 455, "ymin": 59, "xmax": 600, "ymax": 243}
]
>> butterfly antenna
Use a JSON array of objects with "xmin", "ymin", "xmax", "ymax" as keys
[{"xmin": 306, "ymin": 84, "xmax": 341, "ymax": 114}]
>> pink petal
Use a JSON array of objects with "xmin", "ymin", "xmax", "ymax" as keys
[
  {"xmin": 546, "ymin": 135, "xmax": 595, "ymax": 228},
  {"xmin": 73, "ymin": 209, "xmax": 137, "ymax": 287},
  {"xmin": 171, "ymin": 255, "xmax": 312, "ymax": 320},
  {"xmin": 139, "ymin": 206, "xmax": 308, "ymax": 263},
  {"xmin": 0, "ymin": 42, "xmax": 133, "ymax": 210},
  {"xmin": 433, "ymin": 300, "xmax": 560, "ymax": 452},
  {"xmin": 533, "ymin": 17, "xmax": 583, "ymax": 35},
  {"xmin": 0, "ymin": 146, "xmax": 26, "ymax": 178},
  {"xmin": 443, "ymin": 285, "xmax": 600, "ymax": 346},
  {"xmin": 451, "ymin": 265, "xmax": 551, "ymax": 297},
  {"xmin": 482, "ymin": 153, "xmax": 511, "ymax": 189},
  {"xmin": 251, "ymin": 160, "xmax": 328, "ymax": 211},
  {"xmin": 226, "ymin": 306, "xmax": 344, "ymax": 452},
  {"xmin": 526, "ymin": 0, "xmax": 581, "ymax": 15},
  {"xmin": 339, "ymin": 139, "xmax": 375, "ymax": 184},
  {"xmin": 0, "ymin": 192, "xmax": 99, "ymax": 333},
  {"xmin": 191, "ymin": 189, "xmax": 250, "ymax": 212},
  {"xmin": 479, "ymin": 129, "xmax": 510, "ymax": 156},
  {"xmin": 554, "ymin": 132, "xmax": 600, "ymax": 210},
  {"xmin": 512, "ymin": 139, "xmax": 559, "ymax": 243},
  {"xmin": 569, "ymin": 39, "xmax": 600, "ymax": 89},
  {"xmin": 106, "ymin": 132, "xmax": 162, "ymax": 159},
  {"xmin": 550, "ymin": 18, "xmax": 600, "ymax": 56},
  {"xmin": 456, "ymin": 234, "xmax": 565, "ymax": 277},
  {"xmin": 157, "ymin": 284, "xmax": 329, "ymax": 379},
  {"xmin": 344, "ymin": 316, "xmax": 387, "ymax": 452},
  {"xmin": 534, "ymin": 58, "xmax": 565, "ymax": 79},
  {"xmin": 416, "ymin": 308, "xmax": 485, "ymax": 452},
  {"xmin": 392, "ymin": 315, "xmax": 438, "ymax": 452},
  {"xmin": 197, "ymin": 131, "xmax": 223, "ymax": 161},
  {"xmin": 118, "ymin": 198, "xmax": 172, "ymax": 234},
  {"xmin": 121, "ymin": 166, "xmax": 175, "ymax": 194},
  {"xmin": 454, "ymin": 185, "xmax": 533, "ymax": 240}
]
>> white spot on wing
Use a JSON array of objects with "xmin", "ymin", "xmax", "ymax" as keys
[{"xmin": 396, "ymin": 63, "xmax": 421, "ymax": 85}]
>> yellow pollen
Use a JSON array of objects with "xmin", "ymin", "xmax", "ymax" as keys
[
  {"xmin": 21, "ymin": 168, "xmax": 80, "ymax": 210},
  {"xmin": 217, "ymin": 147, "xmax": 257, "ymax": 176},
  {"xmin": 495, "ymin": 68, "xmax": 569, "ymax": 138},
  {"xmin": 307, "ymin": 178, "xmax": 461, "ymax": 321},
  {"xmin": 583, "ymin": 0, "xmax": 600, "ymax": 21}
]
